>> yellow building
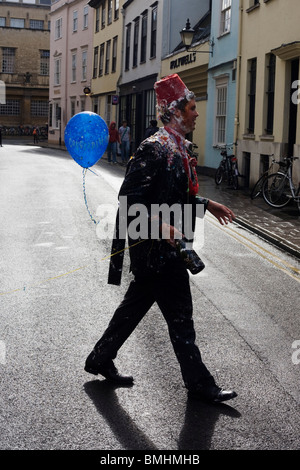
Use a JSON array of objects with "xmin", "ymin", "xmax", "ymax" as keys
[
  {"xmin": 88, "ymin": 0, "xmax": 123, "ymax": 126},
  {"xmin": 236, "ymin": 0, "xmax": 300, "ymax": 185}
]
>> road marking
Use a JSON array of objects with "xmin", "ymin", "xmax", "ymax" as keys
[
  {"xmin": 0, "ymin": 340, "xmax": 6, "ymax": 365},
  {"xmin": 0, "ymin": 240, "xmax": 145, "ymax": 296},
  {"xmin": 207, "ymin": 216, "xmax": 300, "ymax": 283}
]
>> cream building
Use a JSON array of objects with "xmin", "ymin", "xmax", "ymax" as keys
[
  {"xmin": 88, "ymin": 0, "xmax": 123, "ymax": 127},
  {"xmin": 236, "ymin": 0, "xmax": 300, "ymax": 185},
  {"xmin": 161, "ymin": 36, "xmax": 211, "ymax": 167}
]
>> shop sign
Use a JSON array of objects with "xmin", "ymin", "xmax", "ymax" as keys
[{"xmin": 170, "ymin": 52, "xmax": 196, "ymax": 70}]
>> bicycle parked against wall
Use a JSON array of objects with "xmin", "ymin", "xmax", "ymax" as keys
[
  {"xmin": 250, "ymin": 155, "xmax": 288, "ymax": 199},
  {"xmin": 215, "ymin": 143, "xmax": 239, "ymax": 190},
  {"xmin": 262, "ymin": 156, "xmax": 300, "ymax": 212}
]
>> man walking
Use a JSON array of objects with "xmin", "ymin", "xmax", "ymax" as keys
[
  {"xmin": 119, "ymin": 120, "xmax": 130, "ymax": 164},
  {"xmin": 85, "ymin": 74, "xmax": 237, "ymax": 404}
]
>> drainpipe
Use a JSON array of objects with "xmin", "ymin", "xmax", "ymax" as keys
[{"xmin": 233, "ymin": 0, "xmax": 243, "ymax": 147}]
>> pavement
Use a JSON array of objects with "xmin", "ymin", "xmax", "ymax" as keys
[{"xmin": 2, "ymin": 137, "xmax": 300, "ymax": 260}]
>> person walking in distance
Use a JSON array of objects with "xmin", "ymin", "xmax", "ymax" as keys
[
  {"xmin": 144, "ymin": 119, "xmax": 159, "ymax": 139},
  {"xmin": 119, "ymin": 120, "xmax": 130, "ymax": 164},
  {"xmin": 85, "ymin": 74, "xmax": 237, "ymax": 404},
  {"xmin": 107, "ymin": 122, "xmax": 120, "ymax": 164}
]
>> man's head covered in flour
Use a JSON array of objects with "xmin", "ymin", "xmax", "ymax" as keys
[{"xmin": 154, "ymin": 73, "xmax": 195, "ymax": 123}]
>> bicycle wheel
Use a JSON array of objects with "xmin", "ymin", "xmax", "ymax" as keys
[
  {"xmin": 251, "ymin": 174, "xmax": 267, "ymax": 199},
  {"xmin": 215, "ymin": 166, "xmax": 224, "ymax": 185},
  {"xmin": 262, "ymin": 173, "xmax": 291, "ymax": 208}
]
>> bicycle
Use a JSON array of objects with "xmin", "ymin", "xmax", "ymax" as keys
[
  {"xmin": 250, "ymin": 155, "xmax": 287, "ymax": 199},
  {"xmin": 262, "ymin": 156, "xmax": 300, "ymax": 212},
  {"xmin": 215, "ymin": 143, "xmax": 239, "ymax": 190}
]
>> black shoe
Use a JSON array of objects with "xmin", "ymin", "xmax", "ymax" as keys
[
  {"xmin": 84, "ymin": 358, "xmax": 134, "ymax": 385},
  {"xmin": 188, "ymin": 385, "xmax": 237, "ymax": 403}
]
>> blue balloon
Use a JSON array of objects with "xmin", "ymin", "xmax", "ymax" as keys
[{"xmin": 64, "ymin": 112, "xmax": 109, "ymax": 168}]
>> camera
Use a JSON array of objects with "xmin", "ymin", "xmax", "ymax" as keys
[{"xmin": 175, "ymin": 238, "xmax": 205, "ymax": 274}]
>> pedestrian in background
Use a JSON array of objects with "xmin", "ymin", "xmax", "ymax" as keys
[
  {"xmin": 107, "ymin": 122, "xmax": 120, "ymax": 165},
  {"xmin": 144, "ymin": 119, "xmax": 159, "ymax": 139},
  {"xmin": 85, "ymin": 73, "xmax": 237, "ymax": 404},
  {"xmin": 33, "ymin": 127, "xmax": 38, "ymax": 144},
  {"xmin": 119, "ymin": 120, "xmax": 130, "ymax": 164}
]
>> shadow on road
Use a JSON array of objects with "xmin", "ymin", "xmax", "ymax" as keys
[
  {"xmin": 84, "ymin": 380, "xmax": 157, "ymax": 450},
  {"xmin": 178, "ymin": 398, "xmax": 241, "ymax": 450},
  {"xmin": 84, "ymin": 379, "xmax": 241, "ymax": 450}
]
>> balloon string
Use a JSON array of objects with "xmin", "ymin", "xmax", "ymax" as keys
[{"xmin": 82, "ymin": 168, "xmax": 98, "ymax": 225}]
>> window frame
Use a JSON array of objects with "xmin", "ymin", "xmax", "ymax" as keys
[
  {"xmin": 214, "ymin": 75, "xmax": 229, "ymax": 145},
  {"xmin": 140, "ymin": 11, "xmax": 148, "ymax": 63},
  {"xmin": 220, "ymin": 0, "xmax": 232, "ymax": 35}
]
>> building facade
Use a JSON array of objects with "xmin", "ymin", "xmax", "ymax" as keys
[
  {"xmin": 161, "ymin": 6, "xmax": 211, "ymax": 167},
  {"xmin": 204, "ymin": 0, "xmax": 239, "ymax": 175},
  {"xmin": 48, "ymin": 0, "xmax": 93, "ymax": 145},
  {"xmin": 87, "ymin": 0, "xmax": 123, "ymax": 129},
  {"xmin": 0, "ymin": 0, "xmax": 51, "ymax": 134},
  {"xmin": 236, "ymin": 0, "xmax": 300, "ymax": 186}
]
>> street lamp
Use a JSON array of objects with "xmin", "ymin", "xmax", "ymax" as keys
[
  {"xmin": 180, "ymin": 19, "xmax": 214, "ymax": 56},
  {"xmin": 180, "ymin": 19, "xmax": 195, "ymax": 48}
]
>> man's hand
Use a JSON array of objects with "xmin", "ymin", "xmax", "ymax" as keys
[{"xmin": 207, "ymin": 200, "xmax": 235, "ymax": 225}]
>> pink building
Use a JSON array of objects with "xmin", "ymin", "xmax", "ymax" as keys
[{"xmin": 49, "ymin": 0, "xmax": 93, "ymax": 145}]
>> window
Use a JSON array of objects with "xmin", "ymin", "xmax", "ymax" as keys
[
  {"xmin": 95, "ymin": 7, "xmax": 100, "ymax": 32},
  {"xmin": 40, "ymin": 50, "xmax": 49, "ymax": 75},
  {"xmin": 125, "ymin": 23, "xmax": 131, "ymax": 71},
  {"xmin": 150, "ymin": 5, "xmax": 157, "ymax": 58},
  {"xmin": 73, "ymin": 11, "xmax": 78, "ymax": 32},
  {"xmin": 248, "ymin": 58, "xmax": 257, "ymax": 134},
  {"xmin": 0, "ymin": 99, "xmax": 20, "ymax": 115},
  {"xmin": 55, "ymin": 18, "xmax": 62, "ymax": 39},
  {"xmin": 99, "ymin": 43, "xmax": 104, "ymax": 76},
  {"xmin": 30, "ymin": 19, "xmax": 44, "ymax": 30},
  {"xmin": 220, "ymin": 0, "xmax": 231, "ymax": 34},
  {"xmin": 54, "ymin": 58, "xmax": 61, "ymax": 85},
  {"xmin": 93, "ymin": 46, "xmax": 99, "ymax": 78},
  {"xmin": 71, "ymin": 53, "xmax": 77, "ymax": 82},
  {"xmin": 70, "ymin": 99, "xmax": 76, "ymax": 117},
  {"xmin": 140, "ymin": 12, "xmax": 147, "ymax": 63},
  {"xmin": 215, "ymin": 77, "xmax": 228, "ymax": 144},
  {"xmin": 53, "ymin": 102, "xmax": 61, "ymax": 128},
  {"xmin": 80, "ymin": 98, "xmax": 85, "ymax": 112},
  {"xmin": 0, "ymin": 18, "xmax": 5, "ymax": 27},
  {"xmin": 105, "ymin": 40, "xmax": 111, "ymax": 74},
  {"xmin": 2, "ymin": 48, "xmax": 15, "ymax": 73},
  {"xmin": 145, "ymin": 89, "xmax": 156, "ymax": 128},
  {"xmin": 133, "ymin": 18, "xmax": 139, "ymax": 68},
  {"xmin": 10, "ymin": 18, "xmax": 25, "ymax": 28},
  {"xmin": 31, "ymin": 100, "xmax": 48, "ymax": 117},
  {"xmin": 108, "ymin": 0, "xmax": 112, "ymax": 25},
  {"xmin": 83, "ymin": 6, "xmax": 88, "ymax": 29},
  {"xmin": 266, "ymin": 54, "xmax": 276, "ymax": 135},
  {"xmin": 114, "ymin": 0, "xmax": 119, "ymax": 20},
  {"xmin": 101, "ymin": 3, "xmax": 106, "ymax": 28},
  {"xmin": 82, "ymin": 50, "xmax": 87, "ymax": 81},
  {"xmin": 112, "ymin": 36, "xmax": 117, "ymax": 73}
]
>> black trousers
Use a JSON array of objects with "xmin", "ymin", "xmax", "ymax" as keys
[{"xmin": 92, "ymin": 261, "xmax": 215, "ymax": 390}]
